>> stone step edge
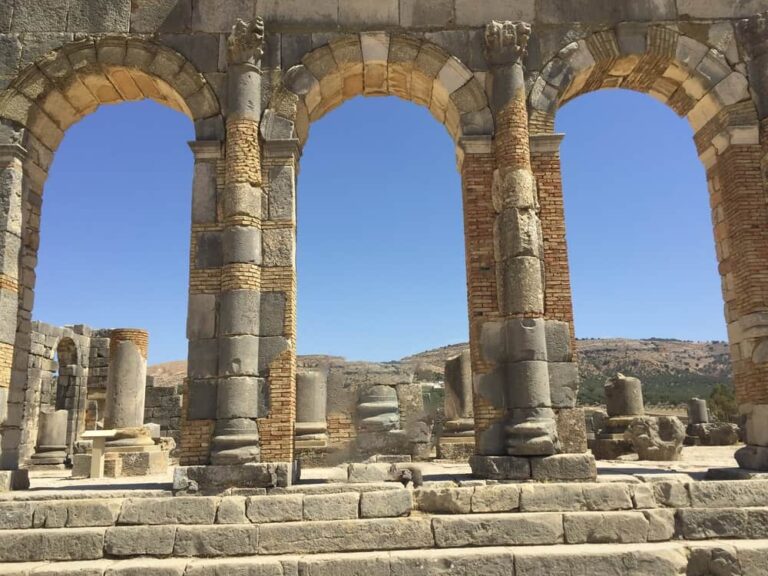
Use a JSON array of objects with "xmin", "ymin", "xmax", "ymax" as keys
[
  {"xmin": 5, "ymin": 478, "xmax": 768, "ymax": 530},
  {"xmin": 2, "ymin": 540, "xmax": 768, "ymax": 576},
  {"xmin": 2, "ymin": 508, "xmax": 768, "ymax": 563}
]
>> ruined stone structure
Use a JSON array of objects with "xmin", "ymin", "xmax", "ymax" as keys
[
  {"xmin": 592, "ymin": 373, "xmax": 645, "ymax": 460},
  {"xmin": 437, "ymin": 350, "xmax": 475, "ymax": 460},
  {"xmin": 1, "ymin": 0, "xmax": 768, "ymax": 486}
]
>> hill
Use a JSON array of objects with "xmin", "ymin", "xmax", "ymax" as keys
[{"xmin": 148, "ymin": 338, "xmax": 733, "ymax": 406}]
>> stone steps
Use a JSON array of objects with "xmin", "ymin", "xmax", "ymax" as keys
[
  {"xmin": 2, "ymin": 541, "xmax": 768, "ymax": 576},
  {"xmin": 0, "ymin": 479, "xmax": 767, "ymax": 568},
  {"xmin": 2, "ymin": 505, "xmax": 768, "ymax": 562}
]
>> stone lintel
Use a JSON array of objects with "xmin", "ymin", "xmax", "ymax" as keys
[
  {"xmin": 457, "ymin": 135, "xmax": 493, "ymax": 168},
  {"xmin": 188, "ymin": 140, "xmax": 223, "ymax": 160},
  {"xmin": 529, "ymin": 133, "xmax": 565, "ymax": 154}
]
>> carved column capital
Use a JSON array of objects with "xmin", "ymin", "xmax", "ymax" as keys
[
  {"xmin": 484, "ymin": 20, "xmax": 532, "ymax": 66},
  {"xmin": 228, "ymin": 18, "xmax": 266, "ymax": 67}
]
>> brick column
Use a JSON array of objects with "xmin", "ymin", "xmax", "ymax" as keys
[
  {"xmin": 478, "ymin": 21, "xmax": 558, "ymax": 458},
  {"xmin": 531, "ymin": 132, "xmax": 586, "ymax": 454},
  {"xmin": 724, "ymin": 15, "xmax": 768, "ymax": 470},
  {"xmin": 211, "ymin": 18, "xmax": 266, "ymax": 465},
  {"xmin": 0, "ymin": 128, "xmax": 24, "ymax": 470}
]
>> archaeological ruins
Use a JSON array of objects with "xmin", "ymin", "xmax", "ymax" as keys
[{"xmin": 1, "ymin": 0, "xmax": 768, "ymax": 573}]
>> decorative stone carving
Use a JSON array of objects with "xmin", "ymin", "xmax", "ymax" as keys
[
  {"xmin": 29, "ymin": 409, "xmax": 68, "ymax": 469},
  {"xmin": 228, "ymin": 18, "xmax": 266, "ymax": 65},
  {"xmin": 625, "ymin": 416, "xmax": 685, "ymax": 461},
  {"xmin": 484, "ymin": 20, "xmax": 531, "ymax": 65},
  {"xmin": 296, "ymin": 370, "xmax": 328, "ymax": 448}
]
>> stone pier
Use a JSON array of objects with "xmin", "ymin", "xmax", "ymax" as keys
[
  {"xmin": 28, "ymin": 409, "xmax": 67, "ymax": 470},
  {"xmin": 438, "ymin": 351, "xmax": 475, "ymax": 460}
]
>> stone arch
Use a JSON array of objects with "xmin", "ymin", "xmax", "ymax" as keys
[
  {"xmin": 0, "ymin": 35, "xmax": 221, "ymax": 158},
  {"xmin": 263, "ymin": 33, "xmax": 493, "ymax": 147},
  {"xmin": 527, "ymin": 24, "xmax": 768, "ymax": 442},
  {"xmin": 529, "ymin": 26, "xmax": 756, "ymax": 150}
]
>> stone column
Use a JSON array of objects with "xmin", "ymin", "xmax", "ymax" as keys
[
  {"xmin": 593, "ymin": 374, "xmax": 644, "ymax": 460},
  {"xmin": 104, "ymin": 329, "xmax": 151, "ymax": 446},
  {"xmin": 29, "ymin": 409, "xmax": 67, "ymax": 468},
  {"xmin": 438, "ymin": 350, "xmax": 475, "ymax": 460},
  {"xmin": 295, "ymin": 370, "xmax": 328, "ymax": 448},
  {"xmin": 211, "ymin": 18, "xmax": 266, "ymax": 465},
  {"xmin": 688, "ymin": 398, "xmax": 709, "ymax": 425},
  {"xmin": 483, "ymin": 21, "xmax": 558, "ymax": 457},
  {"xmin": 0, "ymin": 124, "xmax": 25, "ymax": 472}
]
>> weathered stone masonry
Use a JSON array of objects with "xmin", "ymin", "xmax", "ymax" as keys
[{"xmin": 1, "ymin": 0, "xmax": 768, "ymax": 474}]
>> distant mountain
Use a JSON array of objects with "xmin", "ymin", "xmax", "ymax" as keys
[{"xmin": 148, "ymin": 338, "xmax": 733, "ymax": 406}]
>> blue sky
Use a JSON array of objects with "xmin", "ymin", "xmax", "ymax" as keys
[{"xmin": 35, "ymin": 89, "xmax": 724, "ymax": 365}]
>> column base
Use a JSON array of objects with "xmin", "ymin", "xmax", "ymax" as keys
[
  {"xmin": 736, "ymin": 445, "xmax": 768, "ymax": 471},
  {"xmin": 470, "ymin": 453, "xmax": 596, "ymax": 482},
  {"xmin": 0, "ymin": 469, "xmax": 29, "ymax": 492},
  {"xmin": 173, "ymin": 462, "xmax": 293, "ymax": 495},
  {"xmin": 437, "ymin": 436, "xmax": 476, "ymax": 461}
]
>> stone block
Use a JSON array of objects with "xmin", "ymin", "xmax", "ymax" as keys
[
  {"xmin": 582, "ymin": 484, "xmax": 633, "ymax": 511},
  {"xmin": 520, "ymin": 483, "xmax": 585, "ymax": 512},
  {"xmin": 339, "ymin": 0, "xmax": 398, "ymax": 27},
  {"xmin": 188, "ymin": 339, "xmax": 218, "ymax": 379},
  {"xmin": 174, "ymin": 463, "xmax": 292, "ymax": 494},
  {"xmin": 495, "ymin": 207, "xmax": 543, "ymax": 259},
  {"xmin": 678, "ymin": 508, "xmax": 748, "ymax": 540},
  {"xmin": 187, "ymin": 378, "xmax": 217, "ymax": 419},
  {"xmin": 630, "ymin": 484, "xmax": 656, "ymax": 509},
  {"xmin": 189, "ymin": 0, "xmax": 253, "ymax": 32},
  {"xmin": 262, "ymin": 228, "xmax": 294, "ymax": 267},
  {"xmin": 67, "ymin": 0, "xmax": 131, "ymax": 32},
  {"xmin": 299, "ymin": 555, "xmax": 391, "ymax": 576},
  {"xmin": 548, "ymin": 362, "xmax": 579, "ymax": 408},
  {"xmin": 260, "ymin": 293, "xmax": 286, "ymax": 337},
  {"xmin": 174, "ymin": 525, "xmax": 259, "ymax": 557},
  {"xmin": 677, "ymin": 0, "xmax": 768, "ymax": 18},
  {"xmin": 260, "ymin": 110, "xmax": 294, "ymax": 141},
  {"xmin": 11, "ymin": 0, "xmax": 70, "ymax": 32},
  {"xmin": 35, "ymin": 500, "xmax": 121, "ymax": 528},
  {"xmin": 689, "ymin": 480, "xmax": 768, "ymax": 508},
  {"xmin": 433, "ymin": 513, "xmax": 564, "ymax": 547},
  {"xmin": 192, "ymin": 161, "xmax": 218, "ymax": 224},
  {"xmin": 0, "ymin": 469, "xmax": 29, "ymax": 492},
  {"xmin": 219, "ymin": 336, "xmax": 260, "ymax": 377},
  {"xmin": 454, "ymin": 0, "xmax": 535, "ymax": 26},
  {"xmin": 471, "ymin": 484, "xmax": 521, "ymax": 513},
  {"xmin": 0, "ymin": 501, "xmax": 33, "ymax": 529},
  {"xmin": 545, "ymin": 320, "xmax": 572, "ymax": 362},
  {"xmin": 196, "ymin": 231, "xmax": 222, "ymax": 269},
  {"xmin": 536, "ymin": 0, "xmax": 676, "ymax": 24},
  {"xmin": 246, "ymin": 494, "xmax": 303, "ymax": 523},
  {"xmin": 259, "ymin": 336, "xmax": 289, "ymax": 372},
  {"xmin": 268, "ymin": 166, "xmax": 295, "ymax": 221},
  {"xmin": 469, "ymin": 455, "xmax": 531, "ymax": 480},
  {"xmin": 500, "ymin": 256, "xmax": 544, "ymax": 315},
  {"xmin": 744, "ymin": 405, "xmax": 768, "ymax": 446},
  {"xmin": 187, "ymin": 294, "xmax": 216, "ymax": 340},
  {"xmin": 257, "ymin": 0, "xmax": 339, "ymax": 28},
  {"xmin": 130, "ymin": 0, "xmax": 192, "ymax": 33},
  {"xmin": 304, "ymin": 492, "xmax": 359, "ymax": 521},
  {"xmin": 0, "ymin": 527, "xmax": 106, "ymax": 562},
  {"xmin": 118, "ymin": 497, "xmax": 216, "ymax": 526},
  {"xmin": 649, "ymin": 479, "xmax": 691, "ymax": 508},
  {"xmin": 219, "ymin": 290, "xmax": 260, "ymax": 336},
  {"xmin": 223, "ymin": 226, "xmax": 262, "ymax": 265},
  {"xmin": 0, "ymin": 289, "xmax": 19, "ymax": 344},
  {"xmin": 563, "ymin": 511, "xmax": 650, "ymax": 544},
  {"xmin": 415, "ymin": 487, "xmax": 474, "ymax": 514},
  {"xmin": 391, "ymin": 549, "xmax": 517, "ymax": 575},
  {"xmin": 186, "ymin": 558, "xmax": 285, "ymax": 576},
  {"xmin": 531, "ymin": 453, "xmax": 596, "ymax": 481},
  {"xmin": 258, "ymin": 518, "xmax": 434, "ymax": 555},
  {"xmin": 644, "ymin": 508, "xmax": 676, "ymax": 541},
  {"xmin": 347, "ymin": 463, "xmax": 391, "ymax": 483},
  {"xmin": 400, "ymin": 0, "xmax": 454, "ymax": 28},
  {"xmin": 360, "ymin": 489, "xmax": 412, "ymax": 518},
  {"xmin": 223, "ymin": 184, "xmax": 262, "ymax": 221},
  {"xmin": 105, "ymin": 525, "xmax": 176, "ymax": 557},
  {"xmin": 555, "ymin": 407, "xmax": 588, "ymax": 453}
]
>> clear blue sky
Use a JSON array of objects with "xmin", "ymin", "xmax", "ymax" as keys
[{"xmin": 35, "ymin": 89, "xmax": 725, "ymax": 365}]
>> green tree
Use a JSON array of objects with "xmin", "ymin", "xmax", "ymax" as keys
[{"xmin": 708, "ymin": 383, "xmax": 738, "ymax": 422}]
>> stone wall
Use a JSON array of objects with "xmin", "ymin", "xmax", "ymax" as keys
[{"xmin": 143, "ymin": 376, "xmax": 182, "ymax": 458}]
